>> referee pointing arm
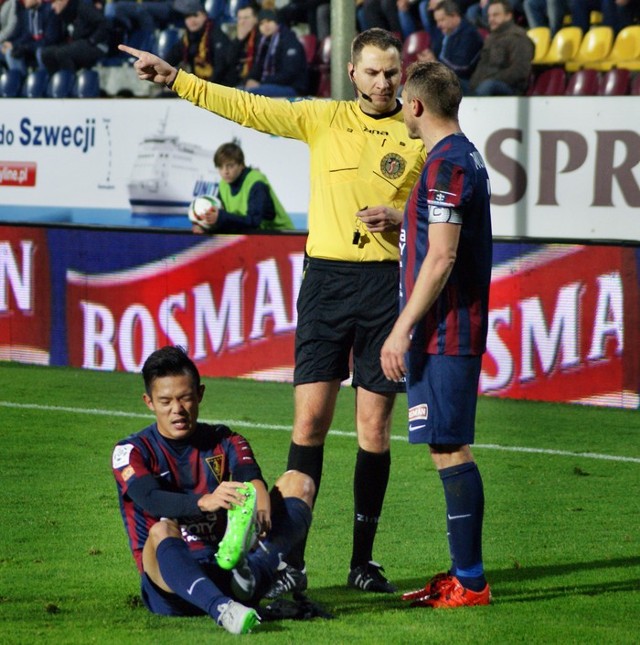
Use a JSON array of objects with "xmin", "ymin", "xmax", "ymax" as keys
[{"xmin": 120, "ymin": 27, "xmax": 426, "ymax": 596}]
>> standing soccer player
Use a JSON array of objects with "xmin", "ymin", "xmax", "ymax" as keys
[
  {"xmin": 381, "ymin": 61, "xmax": 493, "ymax": 607},
  {"xmin": 119, "ymin": 28, "xmax": 426, "ymax": 595}
]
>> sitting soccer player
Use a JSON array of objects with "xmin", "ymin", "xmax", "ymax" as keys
[
  {"xmin": 112, "ymin": 345, "xmax": 314, "ymax": 635},
  {"xmin": 191, "ymin": 141, "xmax": 294, "ymax": 234}
]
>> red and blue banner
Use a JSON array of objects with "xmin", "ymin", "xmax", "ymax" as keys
[{"xmin": 1, "ymin": 224, "xmax": 638, "ymax": 409}]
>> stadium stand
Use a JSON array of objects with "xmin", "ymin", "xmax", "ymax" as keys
[
  {"xmin": 401, "ymin": 29, "xmax": 431, "ymax": 80},
  {"xmin": 589, "ymin": 25, "xmax": 640, "ymax": 71},
  {"xmin": 528, "ymin": 67, "xmax": 566, "ymax": 96},
  {"xmin": 73, "ymin": 69, "xmax": 101, "ymax": 98},
  {"xmin": 527, "ymin": 26, "xmax": 551, "ymax": 64},
  {"xmin": 299, "ymin": 32, "xmax": 318, "ymax": 65},
  {"xmin": 0, "ymin": 69, "xmax": 23, "ymax": 98},
  {"xmin": 565, "ymin": 26, "xmax": 613, "ymax": 72},
  {"xmin": 155, "ymin": 27, "xmax": 182, "ymax": 59},
  {"xmin": 598, "ymin": 67, "xmax": 630, "ymax": 95},
  {"xmin": 565, "ymin": 68, "xmax": 600, "ymax": 96},
  {"xmin": 47, "ymin": 70, "xmax": 75, "ymax": 98},
  {"xmin": 315, "ymin": 35, "xmax": 331, "ymax": 98},
  {"xmin": 536, "ymin": 25, "xmax": 582, "ymax": 66},
  {"xmin": 21, "ymin": 69, "xmax": 49, "ymax": 98}
]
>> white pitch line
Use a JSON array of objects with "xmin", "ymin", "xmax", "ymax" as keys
[{"xmin": 1, "ymin": 400, "xmax": 639, "ymax": 464}]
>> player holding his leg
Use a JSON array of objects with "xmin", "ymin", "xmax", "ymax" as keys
[{"xmin": 112, "ymin": 346, "xmax": 315, "ymax": 634}]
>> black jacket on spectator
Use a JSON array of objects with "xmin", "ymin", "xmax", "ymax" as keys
[
  {"xmin": 167, "ymin": 19, "xmax": 233, "ymax": 85},
  {"xmin": 58, "ymin": 0, "xmax": 110, "ymax": 48},
  {"xmin": 10, "ymin": 1, "xmax": 62, "ymax": 63},
  {"xmin": 228, "ymin": 24, "xmax": 259, "ymax": 87},
  {"xmin": 248, "ymin": 24, "xmax": 307, "ymax": 95},
  {"xmin": 435, "ymin": 18, "xmax": 483, "ymax": 80},
  {"xmin": 40, "ymin": 0, "xmax": 110, "ymax": 73}
]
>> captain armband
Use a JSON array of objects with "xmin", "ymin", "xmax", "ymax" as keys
[{"xmin": 427, "ymin": 204, "xmax": 462, "ymax": 225}]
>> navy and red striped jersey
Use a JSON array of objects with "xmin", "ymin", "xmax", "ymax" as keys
[
  {"xmin": 112, "ymin": 422, "xmax": 263, "ymax": 572},
  {"xmin": 401, "ymin": 132, "xmax": 492, "ymax": 356}
]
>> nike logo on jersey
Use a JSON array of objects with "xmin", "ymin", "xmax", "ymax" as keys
[{"xmin": 409, "ymin": 424, "xmax": 425, "ymax": 432}]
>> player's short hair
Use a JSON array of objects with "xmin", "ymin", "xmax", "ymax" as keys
[
  {"xmin": 351, "ymin": 28, "xmax": 402, "ymax": 65},
  {"xmin": 404, "ymin": 61, "xmax": 462, "ymax": 120},
  {"xmin": 214, "ymin": 142, "xmax": 245, "ymax": 168},
  {"xmin": 142, "ymin": 345, "xmax": 201, "ymax": 395}
]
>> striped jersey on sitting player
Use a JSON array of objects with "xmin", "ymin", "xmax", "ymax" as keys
[
  {"xmin": 112, "ymin": 422, "xmax": 263, "ymax": 572},
  {"xmin": 401, "ymin": 132, "xmax": 492, "ymax": 356}
]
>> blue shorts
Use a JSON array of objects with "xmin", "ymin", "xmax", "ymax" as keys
[{"xmin": 406, "ymin": 353, "xmax": 482, "ymax": 445}]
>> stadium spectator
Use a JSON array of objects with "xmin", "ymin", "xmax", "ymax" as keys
[
  {"xmin": 381, "ymin": 59, "xmax": 492, "ymax": 610},
  {"xmin": 244, "ymin": 8, "xmax": 308, "ymax": 97},
  {"xmin": 1, "ymin": 0, "xmax": 62, "ymax": 76},
  {"xmin": 524, "ymin": 0, "xmax": 569, "ymax": 35},
  {"xmin": 165, "ymin": 0, "xmax": 234, "ymax": 85},
  {"xmin": 569, "ymin": 0, "xmax": 640, "ymax": 34},
  {"xmin": 111, "ymin": 345, "xmax": 315, "ymax": 635},
  {"xmin": 191, "ymin": 141, "xmax": 294, "ymax": 233},
  {"xmin": 466, "ymin": 0, "xmax": 523, "ymax": 28},
  {"xmin": 469, "ymin": 0, "xmax": 534, "ymax": 95},
  {"xmin": 276, "ymin": 0, "xmax": 329, "ymax": 40},
  {"xmin": 119, "ymin": 27, "xmax": 426, "ymax": 597},
  {"xmin": 0, "ymin": 0, "xmax": 19, "ymax": 70},
  {"xmin": 40, "ymin": 0, "xmax": 110, "ymax": 74},
  {"xmin": 228, "ymin": 1, "xmax": 260, "ymax": 87},
  {"xmin": 360, "ymin": 0, "xmax": 403, "ymax": 35},
  {"xmin": 416, "ymin": 0, "xmax": 484, "ymax": 88}
]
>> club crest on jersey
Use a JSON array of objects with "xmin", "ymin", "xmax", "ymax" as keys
[
  {"xmin": 380, "ymin": 152, "xmax": 406, "ymax": 180},
  {"xmin": 206, "ymin": 455, "xmax": 225, "ymax": 482}
]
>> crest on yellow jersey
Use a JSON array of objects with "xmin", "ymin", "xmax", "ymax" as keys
[{"xmin": 380, "ymin": 152, "xmax": 406, "ymax": 180}]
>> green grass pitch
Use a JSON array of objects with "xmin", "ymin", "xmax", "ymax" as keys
[{"xmin": 0, "ymin": 362, "xmax": 638, "ymax": 643}]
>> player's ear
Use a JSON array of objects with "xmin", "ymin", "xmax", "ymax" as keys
[
  {"xmin": 198, "ymin": 384, "xmax": 205, "ymax": 402},
  {"xmin": 142, "ymin": 392, "xmax": 154, "ymax": 411},
  {"xmin": 412, "ymin": 97, "xmax": 424, "ymax": 117},
  {"xmin": 347, "ymin": 61, "xmax": 354, "ymax": 79}
]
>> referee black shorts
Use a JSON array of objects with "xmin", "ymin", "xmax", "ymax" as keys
[{"xmin": 294, "ymin": 257, "xmax": 405, "ymax": 394}]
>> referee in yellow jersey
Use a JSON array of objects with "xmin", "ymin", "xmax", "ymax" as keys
[{"xmin": 121, "ymin": 28, "xmax": 426, "ymax": 596}]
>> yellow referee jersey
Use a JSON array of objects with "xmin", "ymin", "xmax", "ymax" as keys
[{"xmin": 173, "ymin": 71, "xmax": 426, "ymax": 262}]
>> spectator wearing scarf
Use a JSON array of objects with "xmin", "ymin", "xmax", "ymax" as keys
[
  {"xmin": 167, "ymin": 0, "xmax": 234, "ymax": 85},
  {"xmin": 245, "ymin": 8, "xmax": 308, "ymax": 97}
]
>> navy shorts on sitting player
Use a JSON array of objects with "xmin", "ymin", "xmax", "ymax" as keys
[
  {"xmin": 406, "ymin": 353, "xmax": 482, "ymax": 445},
  {"xmin": 294, "ymin": 257, "xmax": 404, "ymax": 393}
]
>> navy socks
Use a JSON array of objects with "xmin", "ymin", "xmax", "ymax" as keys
[{"xmin": 439, "ymin": 462, "xmax": 486, "ymax": 591}]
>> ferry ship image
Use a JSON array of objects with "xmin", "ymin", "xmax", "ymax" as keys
[{"xmin": 127, "ymin": 112, "xmax": 219, "ymax": 216}]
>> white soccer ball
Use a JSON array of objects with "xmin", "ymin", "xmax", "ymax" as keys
[{"xmin": 188, "ymin": 195, "xmax": 221, "ymax": 230}]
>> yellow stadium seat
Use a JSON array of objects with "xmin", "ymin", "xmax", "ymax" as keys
[
  {"xmin": 565, "ymin": 26, "xmax": 614, "ymax": 72},
  {"xmin": 594, "ymin": 25, "xmax": 640, "ymax": 71},
  {"xmin": 528, "ymin": 27, "xmax": 552, "ymax": 64},
  {"xmin": 537, "ymin": 26, "xmax": 583, "ymax": 66}
]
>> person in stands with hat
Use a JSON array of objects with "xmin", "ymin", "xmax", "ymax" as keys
[
  {"xmin": 166, "ymin": 0, "xmax": 234, "ymax": 85},
  {"xmin": 243, "ymin": 6, "xmax": 308, "ymax": 97}
]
